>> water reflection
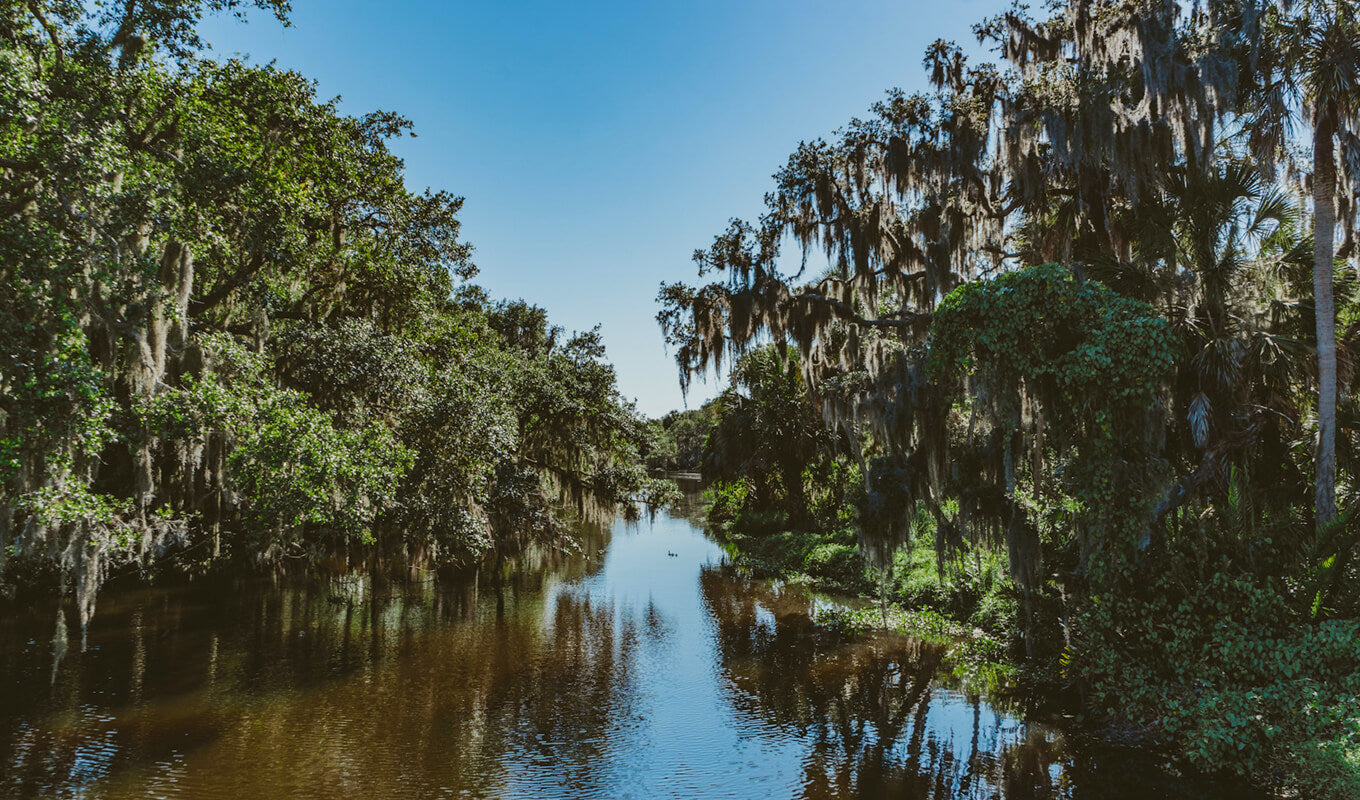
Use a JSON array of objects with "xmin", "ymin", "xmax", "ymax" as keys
[
  {"xmin": 0, "ymin": 508, "xmax": 1251, "ymax": 799},
  {"xmin": 1, "ymin": 524, "xmax": 643, "ymax": 799},
  {"xmin": 702, "ymin": 569, "xmax": 1066, "ymax": 799}
]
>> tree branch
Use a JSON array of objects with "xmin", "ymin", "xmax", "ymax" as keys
[
  {"xmin": 24, "ymin": 1, "xmax": 64, "ymax": 70},
  {"xmin": 792, "ymin": 291, "xmax": 933, "ymax": 330},
  {"xmin": 1143, "ymin": 415, "xmax": 1265, "ymax": 548}
]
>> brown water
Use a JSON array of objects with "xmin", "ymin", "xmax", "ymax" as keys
[{"xmin": 0, "ymin": 503, "xmax": 1251, "ymax": 799}]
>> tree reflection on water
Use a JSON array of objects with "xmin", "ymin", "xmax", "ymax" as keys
[
  {"xmin": 0, "ymin": 535, "xmax": 644, "ymax": 799},
  {"xmin": 701, "ymin": 566, "xmax": 1070, "ymax": 800},
  {"xmin": 0, "ymin": 509, "xmax": 1257, "ymax": 800}
]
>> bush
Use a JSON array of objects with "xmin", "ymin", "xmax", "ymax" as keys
[
  {"xmin": 705, "ymin": 479, "xmax": 752, "ymax": 526},
  {"xmin": 889, "ymin": 546, "xmax": 952, "ymax": 611},
  {"xmin": 1078, "ymin": 570, "xmax": 1360, "ymax": 798},
  {"xmin": 883, "ymin": 543, "xmax": 1017, "ymax": 637},
  {"xmin": 803, "ymin": 543, "xmax": 868, "ymax": 592}
]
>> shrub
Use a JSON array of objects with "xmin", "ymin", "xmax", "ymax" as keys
[
  {"xmin": 1078, "ymin": 570, "xmax": 1360, "ymax": 797},
  {"xmin": 803, "ymin": 543, "xmax": 868, "ymax": 592}
]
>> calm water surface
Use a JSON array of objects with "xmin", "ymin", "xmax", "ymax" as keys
[{"xmin": 1, "ymin": 502, "xmax": 1248, "ymax": 799}]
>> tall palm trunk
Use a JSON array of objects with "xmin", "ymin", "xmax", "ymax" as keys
[{"xmin": 1314, "ymin": 108, "xmax": 1339, "ymax": 528}]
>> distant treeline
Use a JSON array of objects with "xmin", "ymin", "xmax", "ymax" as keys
[{"xmin": 641, "ymin": 404, "xmax": 718, "ymax": 473}]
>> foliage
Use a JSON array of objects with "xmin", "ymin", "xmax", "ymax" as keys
[
  {"xmin": 813, "ymin": 605, "xmax": 1013, "ymax": 694},
  {"xmin": 930, "ymin": 264, "xmax": 1173, "ymax": 416},
  {"xmin": 886, "ymin": 541, "xmax": 1019, "ymax": 638},
  {"xmin": 1079, "ymin": 568, "xmax": 1360, "ymax": 793},
  {"xmin": 642, "ymin": 402, "xmax": 720, "ymax": 472},
  {"xmin": 143, "ymin": 333, "xmax": 409, "ymax": 543},
  {"xmin": 702, "ymin": 347, "xmax": 837, "ymax": 521},
  {"xmin": 931, "ymin": 263, "xmax": 1177, "ymax": 582},
  {"xmin": 658, "ymin": 1, "xmax": 1360, "ymax": 794},
  {"xmin": 0, "ymin": 1, "xmax": 668, "ymax": 620}
]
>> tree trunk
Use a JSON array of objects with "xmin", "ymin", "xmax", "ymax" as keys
[
  {"xmin": 782, "ymin": 461, "xmax": 807, "ymax": 525},
  {"xmin": 1314, "ymin": 110, "xmax": 1339, "ymax": 529}
]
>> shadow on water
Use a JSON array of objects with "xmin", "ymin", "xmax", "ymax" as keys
[{"xmin": 0, "ymin": 504, "xmax": 1262, "ymax": 799}]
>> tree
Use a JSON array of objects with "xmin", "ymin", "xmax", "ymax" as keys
[
  {"xmin": 1, "ymin": 0, "xmax": 671, "ymax": 622},
  {"xmin": 1260, "ymin": 2, "xmax": 1360, "ymax": 527},
  {"xmin": 659, "ymin": 1, "xmax": 1268, "ymax": 563},
  {"xmin": 701, "ymin": 346, "xmax": 834, "ymax": 522}
]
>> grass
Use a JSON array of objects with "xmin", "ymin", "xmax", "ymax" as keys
[{"xmin": 711, "ymin": 508, "xmax": 1017, "ymax": 694}]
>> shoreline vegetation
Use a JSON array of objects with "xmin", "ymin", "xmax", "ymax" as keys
[
  {"xmin": 710, "ymin": 522, "xmax": 1016, "ymax": 694},
  {"xmin": 650, "ymin": 2, "xmax": 1360, "ymax": 795},
  {"xmin": 693, "ymin": 473, "xmax": 1356, "ymax": 797},
  {"xmin": 0, "ymin": 1, "xmax": 676, "ymax": 628}
]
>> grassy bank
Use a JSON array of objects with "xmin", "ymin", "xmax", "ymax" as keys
[
  {"xmin": 708, "ymin": 494, "xmax": 1018, "ymax": 695},
  {"xmin": 705, "ymin": 483, "xmax": 1360, "ymax": 799}
]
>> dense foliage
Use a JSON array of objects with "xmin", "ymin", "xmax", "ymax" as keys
[
  {"xmin": 660, "ymin": 0, "xmax": 1360, "ymax": 794},
  {"xmin": 641, "ymin": 403, "xmax": 719, "ymax": 473},
  {"xmin": 0, "ymin": 0, "xmax": 672, "ymax": 626}
]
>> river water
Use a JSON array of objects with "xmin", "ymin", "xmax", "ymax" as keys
[{"xmin": 0, "ymin": 500, "xmax": 1249, "ymax": 799}]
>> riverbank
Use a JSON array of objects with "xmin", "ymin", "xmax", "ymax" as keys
[
  {"xmin": 3, "ymin": 502, "xmax": 1208, "ymax": 799},
  {"xmin": 705, "ymin": 502, "xmax": 1360, "ymax": 799},
  {"xmin": 710, "ymin": 520, "xmax": 1019, "ymax": 695}
]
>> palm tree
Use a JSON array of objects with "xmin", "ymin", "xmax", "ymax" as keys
[
  {"xmin": 1284, "ymin": 2, "xmax": 1360, "ymax": 526},
  {"xmin": 1257, "ymin": 1, "xmax": 1360, "ymax": 527}
]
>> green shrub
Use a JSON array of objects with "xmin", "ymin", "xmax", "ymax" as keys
[
  {"xmin": 889, "ymin": 545, "xmax": 952, "ymax": 611},
  {"xmin": 1078, "ymin": 570, "xmax": 1360, "ymax": 798},
  {"xmin": 969, "ymin": 587, "xmax": 1019, "ymax": 637},
  {"xmin": 705, "ymin": 479, "xmax": 752, "ymax": 526},
  {"xmin": 803, "ymin": 543, "xmax": 868, "ymax": 592}
]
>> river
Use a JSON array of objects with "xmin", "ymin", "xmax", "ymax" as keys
[{"xmin": 0, "ymin": 497, "xmax": 1253, "ymax": 799}]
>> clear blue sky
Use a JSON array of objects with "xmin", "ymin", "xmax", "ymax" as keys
[{"xmin": 202, "ymin": 0, "xmax": 1005, "ymax": 417}]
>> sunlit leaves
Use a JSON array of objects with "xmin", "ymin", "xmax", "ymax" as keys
[{"xmin": 1, "ymin": 2, "xmax": 663, "ymax": 605}]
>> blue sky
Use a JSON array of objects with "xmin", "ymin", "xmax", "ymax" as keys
[{"xmin": 202, "ymin": 0, "xmax": 1005, "ymax": 417}]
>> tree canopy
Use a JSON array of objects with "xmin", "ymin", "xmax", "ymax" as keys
[
  {"xmin": 659, "ymin": 2, "xmax": 1360, "ymax": 793},
  {"xmin": 0, "ymin": 0, "xmax": 673, "ymax": 627}
]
